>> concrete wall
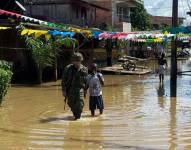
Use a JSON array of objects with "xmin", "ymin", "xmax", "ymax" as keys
[{"xmin": 115, "ymin": 22, "xmax": 131, "ymax": 32}]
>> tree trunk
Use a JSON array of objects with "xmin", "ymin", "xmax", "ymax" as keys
[
  {"xmin": 106, "ymin": 50, "xmax": 112, "ymax": 67},
  {"xmin": 54, "ymin": 57, "xmax": 58, "ymax": 82},
  {"xmin": 37, "ymin": 65, "xmax": 43, "ymax": 84},
  {"xmin": 0, "ymin": 98, "xmax": 2, "ymax": 106},
  {"xmin": 105, "ymin": 38, "xmax": 113, "ymax": 67}
]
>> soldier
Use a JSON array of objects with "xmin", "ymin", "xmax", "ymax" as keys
[{"xmin": 62, "ymin": 52, "xmax": 88, "ymax": 120}]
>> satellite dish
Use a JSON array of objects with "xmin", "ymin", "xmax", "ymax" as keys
[{"xmin": 15, "ymin": 0, "xmax": 26, "ymax": 12}]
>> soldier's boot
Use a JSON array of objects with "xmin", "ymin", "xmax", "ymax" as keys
[
  {"xmin": 91, "ymin": 110, "xmax": 95, "ymax": 116},
  {"xmin": 73, "ymin": 112, "xmax": 81, "ymax": 120},
  {"xmin": 75, "ymin": 114, "xmax": 81, "ymax": 120},
  {"xmin": 100, "ymin": 109, "xmax": 103, "ymax": 115}
]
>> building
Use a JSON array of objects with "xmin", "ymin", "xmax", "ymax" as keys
[
  {"xmin": 23, "ymin": 0, "xmax": 142, "ymax": 32},
  {"xmin": 91, "ymin": 0, "xmax": 142, "ymax": 32},
  {"xmin": 0, "ymin": 0, "xmax": 24, "ymax": 24},
  {"xmin": 0, "ymin": 0, "xmax": 22, "ymax": 14},
  {"xmin": 150, "ymin": 15, "xmax": 185, "ymax": 30},
  {"xmin": 23, "ymin": 0, "xmax": 110, "ymax": 27}
]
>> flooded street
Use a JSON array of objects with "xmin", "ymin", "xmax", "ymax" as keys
[{"xmin": 1, "ymin": 60, "xmax": 191, "ymax": 150}]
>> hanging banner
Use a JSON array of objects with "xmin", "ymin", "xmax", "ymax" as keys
[
  {"xmin": 70, "ymin": 27, "xmax": 92, "ymax": 38},
  {"xmin": 0, "ymin": 27, "xmax": 11, "ymax": 30},
  {"xmin": 92, "ymin": 31, "xmax": 102, "ymax": 39},
  {"xmin": 48, "ymin": 30, "xmax": 75, "ymax": 38},
  {"xmin": 21, "ymin": 29, "xmax": 51, "ymax": 40},
  {"xmin": 99, "ymin": 32, "xmax": 113, "ymax": 39},
  {"xmin": 0, "ymin": 9, "xmax": 21, "ymax": 18},
  {"xmin": 21, "ymin": 15, "xmax": 48, "ymax": 25}
]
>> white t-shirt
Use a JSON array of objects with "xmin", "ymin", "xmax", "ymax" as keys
[{"xmin": 87, "ymin": 73, "xmax": 104, "ymax": 96}]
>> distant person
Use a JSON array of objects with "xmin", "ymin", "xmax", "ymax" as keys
[
  {"xmin": 86, "ymin": 63, "xmax": 104, "ymax": 117},
  {"xmin": 158, "ymin": 53, "xmax": 167, "ymax": 83},
  {"xmin": 156, "ymin": 44, "xmax": 165, "ymax": 58},
  {"xmin": 159, "ymin": 44, "xmax": 165, "ymax": 55},
  {"xmin": 62, "ymin": 52, "xmax": 88, "ymax": 120}
]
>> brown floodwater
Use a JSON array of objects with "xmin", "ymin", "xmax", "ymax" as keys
[{"xmin": 1, "ymin": 60, "xmax": 191, "ymax": 150}]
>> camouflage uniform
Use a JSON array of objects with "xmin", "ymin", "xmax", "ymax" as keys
[{"xmin": 62, "ymin": 53, "xmax": 88, "ymax": 119}]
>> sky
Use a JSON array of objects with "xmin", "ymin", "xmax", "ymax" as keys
[{"xmin": 144, "ymin": 0, "xmax": 191, "ymax": 25}]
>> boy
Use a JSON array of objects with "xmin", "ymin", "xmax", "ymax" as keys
[{"xmin": 86, "ymin": 63, "xmax": 104, "ymax": 116}]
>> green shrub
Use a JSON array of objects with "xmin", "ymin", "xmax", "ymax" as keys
[
  {"xmin": 0, "ymin": 61, "xmax": 13, "ymax": 105},
  {"xmin": 0, "ymin": 60, "xmax": 12, "ymax": 71}
]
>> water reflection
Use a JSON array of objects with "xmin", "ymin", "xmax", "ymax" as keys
[
  {"xmin": 157, "ymin": 83, "xmax": 166, "ymax": 109},
  {"xmin": 157, "ymin": 83, "xmax": 165, "ymax": 97},
  {"xmin": 169, "ymin": 98, "xmax": 177, "ymax": 150}
]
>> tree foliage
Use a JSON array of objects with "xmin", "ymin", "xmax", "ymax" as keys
[
  {"xmin": 0, "ymin": 61, "xmax": 12, "ymax": 105},
  {"xmin": 25, "ymin": 35, "xmax": 55, "ymax": 83},
  {"xmin": 130, "ymin": 3, "xmax": 151, "ymax": 31},
  {"xmin": 25, "ymin": 35, "xmax": 78, "ymax": 83},
  {"xmin": 25, "ymin": 36, "xmax": 55, "ymax": 69}
]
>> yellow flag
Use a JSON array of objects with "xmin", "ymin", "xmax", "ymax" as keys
[
  {"xmin": 0, "ymin": 27, "xmax": 10, "ymax": 30},
  {"xmin": 21, "ymin": 29, "xmax": 29, "ymax": 35}
]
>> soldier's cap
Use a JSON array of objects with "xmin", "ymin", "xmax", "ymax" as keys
[{"xmin": 71, "ymin": 52, "xmax": 83, "ymax": 62}]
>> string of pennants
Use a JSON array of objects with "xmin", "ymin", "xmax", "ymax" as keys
[
  {"xmin": 1, "ymin": 26, "xmax": 189, "ymax": 43},
  {"xmin": 0, "ymin": 9, "xmax": 191, "ymax": 43}
]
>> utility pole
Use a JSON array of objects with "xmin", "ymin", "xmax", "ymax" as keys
[
  {"xmin": 111, "ymin": 0, "xmax": 116, "ymax": 27},
  {"xmin": 170, "ymin": 0, "xmax": 178, "ymax": 97}
]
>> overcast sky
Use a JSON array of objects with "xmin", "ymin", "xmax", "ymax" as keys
[{"xmin": 144, "ymin": 0, "xmax": 191, "ymax": 25}]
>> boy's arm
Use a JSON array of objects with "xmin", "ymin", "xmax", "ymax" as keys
[
  {"xmin": 98, "ymin": 73, "xmax": 104, "ymax": 86},
  {"xmin": 84, "ymin": 76, "xmax": 90, "ymax": 98}
]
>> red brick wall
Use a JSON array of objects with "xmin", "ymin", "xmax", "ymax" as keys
[{"xmin": 93, "ymin": 0, "xmax": 112, "ymax": 27}]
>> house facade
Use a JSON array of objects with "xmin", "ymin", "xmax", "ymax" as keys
[
  {"xmin": 23, "ymin": 0, "xmax": 142, "ymax": 31},
  {"xmin": 92, "ymin": 0, "xmax": 142, "ymax": 31},
  {"xmin": 23, "ymin": 0, "xmax": 109, "ymax": 27}
]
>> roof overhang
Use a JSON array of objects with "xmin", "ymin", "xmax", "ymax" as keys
[
  {"xmin": 76, "ymin": 0, "xmax": 110, "ymax": 11},
  {"xmin": 24, "ymin": 0, "xmax": 110, "ymax": 11},
  {"xmin": 116, "ymin": 0, "xmax": 143, "ymax": 7}
]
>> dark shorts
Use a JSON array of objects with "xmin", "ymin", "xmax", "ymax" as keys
[{"xmin": 89, "ymin": 95, "xmax": 104, "ymax": 110}]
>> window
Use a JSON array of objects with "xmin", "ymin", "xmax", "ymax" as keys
[{"xmin": 117, "ymin": 6, "xmax": 130, "ymax": 22}]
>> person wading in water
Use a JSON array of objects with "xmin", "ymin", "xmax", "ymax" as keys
[
  {"xmin": 86, "ymin": 63, "xmax": 104, "ymax": 117},
  {"xmin": 158, "ymin": 53, "xmax": 167, "ymax": 84},
  {"xmin": 62, "ymin": 53, "xmax": 88, "ymax": 120}
]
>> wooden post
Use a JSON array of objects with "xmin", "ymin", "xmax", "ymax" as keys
[{"xmin": 170, "ymin": 0, "xmax": 178, "ymax": 97}]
